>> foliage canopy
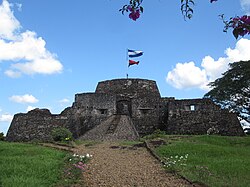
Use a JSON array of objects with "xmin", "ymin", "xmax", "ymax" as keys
[{"xmin": 205, "ymin": 60, "xmax": 250, "ymax": 122}]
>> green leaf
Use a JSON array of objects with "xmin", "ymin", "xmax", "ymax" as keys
[
  {"xmin": 233, "ymin": 29, "xmax": 239, "ymax": 39},
  {"xmin": 190, "ymin": 0, "xmax": 195, "ymax": 5},
  {"xmin": 140, "ymin": 6, "xmax": 143, "ymax": 13}
]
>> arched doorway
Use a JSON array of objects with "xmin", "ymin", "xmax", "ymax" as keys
[{"xmin": 116, "ymin": 100, "xmax": 132, "ymax": 116}]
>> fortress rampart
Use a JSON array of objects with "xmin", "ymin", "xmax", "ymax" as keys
[{"xmin": 6, "ymin": 78, "xmax": 244, "ymax": 142}]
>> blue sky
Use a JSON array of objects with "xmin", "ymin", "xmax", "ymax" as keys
[{"xmin": 0, "ymin": 0, "xmax": 250, "ymax": 134}]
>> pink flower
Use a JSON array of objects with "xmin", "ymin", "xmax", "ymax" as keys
[
  {"xmin": 129, "ymin": 9, "xmax": 140, "ymax": 21},
  {"xmin": 127, "ymin": 5, "xmax": 132, "ymax": 12},
  {"xmin": 240, "ymin": 15, "xmax": 250, "ymax": 25}
]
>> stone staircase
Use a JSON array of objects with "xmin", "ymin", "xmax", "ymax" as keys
[
  {"xmin": 106, "ymin": 115, "xmax": 121, "ymax": 134},
  {"xmin": 79, "ymin": 115, "xmax": 139, "ymax": 141}
]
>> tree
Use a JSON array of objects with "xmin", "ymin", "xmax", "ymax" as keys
[
  {"xmin": 0, "ymin": 132, "xmax": 5, "ymax": 141},
  {"xmin": 204, "ymin": 60, "xmax": 250, "ymax": 122},
  {"xmin": 120, "ymin": 0, "xmax": 250, "ymax": 39}
]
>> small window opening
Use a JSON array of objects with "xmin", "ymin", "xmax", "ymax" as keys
[
  {"xmin": 190, "ymin": 105, "xmax": 195, "ymax": 111},
  {"xmin": 99, "ymin": 109, "xmax": 107, "ymax": 114}
]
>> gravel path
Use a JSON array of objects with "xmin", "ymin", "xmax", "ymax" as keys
[{"xmin": 77, "ymin": 142, "xmax": 193, "ymax": 187}]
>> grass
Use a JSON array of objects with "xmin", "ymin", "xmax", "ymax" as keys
[
  {"xmin": 2, "ymin": 135, "xmax": 249, "ymax": 187},
  {"xmin": 0, "ymin": 141, "xmax": 67, "ymax": 187},
  {"xmin": 74, "ymin": 139, "xmax": 101, "ymax": 147},
  {"xmin": 152, "ymin": 135, "xmax": 250, "ymax": 187}
]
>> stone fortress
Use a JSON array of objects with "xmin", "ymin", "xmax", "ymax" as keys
[{"xmin": 6, "ymin": 78, "xmax": 244, "ymax": 142}]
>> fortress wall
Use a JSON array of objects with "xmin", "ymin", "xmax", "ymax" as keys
[
  {"xmin": 166, "ymin": 110, "xmax": 244, "ymax": 136},
  {"xmin": 95, "ymin": 79, "xmax": 161, "ymax": 98},
  {"xmin": 6, "ymin": 109, "xmax": 68, "ymax": 142},
  {"xmin": 93, "ymin": 79, "xmax": 162, "ymax": 136},
  {"xmin": 165, "ymin": 99, "xmax": 244, "ymax": 136},
  {"xmin": 71, "ymin": 93, "xmax": 116, "ymax": 138},
  {"xmin": 6, "ymin": 78, "xmax": 245, "ymax": 142},
  {"xmin": 74, "ymin": 93, "xmax": 116, "ymax": 115},
  {"xmin": 168, "ymin": 98, "xmax": 221, "ymax": 112},
  {"xmin": 131, "ymin": 98, "xmax": 160, "ymax": 135},
  {"xmin": 132, "ymin": 116, "xmax": 159, "ymax": 136}
]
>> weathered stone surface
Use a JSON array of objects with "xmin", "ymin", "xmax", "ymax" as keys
[
  {"xmin": 79, "ymin": 115, "xmax": 139, "ymax": 141},
  {"xmin": 6, "ymin": 108, "xmax": 68, "ymax": 142},
  {"xmin": 163, "ymin": 99, "xmax": 244, "ymax": 136},
  {"xmin": 6, "ymin": 78, "xmax": 245, "ymax": 142}
]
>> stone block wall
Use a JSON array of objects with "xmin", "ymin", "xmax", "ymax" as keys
[
  {"xmin": 74, "ymin": 93, "xmax": 116, "ymax": 116},
  {"xmin": 164, "ymin": 99, "xmax": 244, "ymax": 136},
  {"xmin": 95, "ymin": 79, "xmax": 160, "ymax": 98},
  {"xmin": 131, "ymin": 98, "xmax": 160, "ymax": 135},
  {"xmin": 6, "ymin": 109, "xmax": 68, "ymax": 142},
  {"xmin": 6, "ymin": 78, "xmax": 245, "ymax": 142},
  {"xmin": 70, "ymin": 93, "xmax": 116, "ymax": 138}
]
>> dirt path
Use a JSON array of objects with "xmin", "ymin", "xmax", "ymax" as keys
[{"xmin": 76, "ymin": 142, "xmax": 194, "ymax": 187}]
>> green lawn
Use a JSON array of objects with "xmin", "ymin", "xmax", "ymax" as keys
[
  {"xmin": 1, "ymin": 135, "xmax": 249, "ymax": 187},
  {"xmin": 0, "ymin": 141, "xmax": 67, "ymax": 187},
  {"xmin": 153, "ymin": 135, "xmax": 250, "ymax": 187}
]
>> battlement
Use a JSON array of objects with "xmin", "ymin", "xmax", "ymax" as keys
[{"xmin": 95, "ymin": 78, "xmax": 160, "ymax": 98}]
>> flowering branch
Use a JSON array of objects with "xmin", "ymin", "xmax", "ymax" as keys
[
  {"xmin": 119, "ymin": 0, "xmax": 143, "ymax": 21},
  {"xmin": 220, "ymin": 14, "xmax": 250, "ymax": 39},
  {"xmin": 120, "ymin": 0, "xmax": 250, "ymax": 39},
  {"xmin": 181, "ymin": 0, "xmax": 195, "ymax": 20}
]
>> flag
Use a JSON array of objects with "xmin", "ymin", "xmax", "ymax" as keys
[
  {"xmin": 128, "ymin": 60, "xmax": 139, "ymax": 67},
  {"xmin": 128, "ymin": 49, "xmax": 143, "ymax": 58}
]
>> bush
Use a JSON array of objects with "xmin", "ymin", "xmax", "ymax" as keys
[
  {"xmin": 142, "ymin": 129, "xmax": 166, "ymax": 140},
  {"xmin": 153, "ymin": 129, "xmax": 166, "ymax": 135},
  {"xmin": 51, "ymin": 127, "xmax": 72, "ymax": 142},
  {"xmin": 0, "ymin": 132, "xmax": 5, "ymax": 141}
]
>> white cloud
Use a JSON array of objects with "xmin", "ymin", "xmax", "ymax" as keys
[
  {"xmin": 0, "ymin": 0, "xmax": 63, "ymax": 77},
  {"xmin": 167, "ymin": 62, "xmax": 207, "ymax": 89},
  {"xmin": 11, "ymin": 55, "xmax": 63, "ymax": 75},
  {"xmin": 59, "ymin": 98, "xmax": 70, "ymax": 104},
  {"xmin": 9, "ymin": 94, "xmax": 39, "ymax": 104},
  {"xmin": 166, "ymin": 38, "xmax": 250, "ymax": 90},
  {"xmin": 0, "ymin": 114, "xmax": 13, "ymax": 122},
  {"xmin": 0, "ymin": 0, "xmax": 20, "ymax": 40},
  {"xmin": 240, "ymin": 0, "xmax": 250, "ymax": 14},
  {"xmin": 4, "ymin": 69, "xmax": 21, "ymax": 78}
]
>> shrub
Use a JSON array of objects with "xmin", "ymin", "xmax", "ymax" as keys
[
  {"xmin": 142, "ymin": 129, "xmax": 166, "ymax": 140},
  {"xmin": 153, "ymin": 129, "xmax": 166, "ymax": 135},
  {"xmin": 51, "ymin": 127, "xmax": 72, "ymax": 142},
  {"xmin": 0, "ymin": 132, "xmax": 5, "ymax": 141}
]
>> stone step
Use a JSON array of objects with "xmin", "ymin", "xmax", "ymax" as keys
[
  {"xmin": 79, "ymin": 115, "xmax": 139, "ymax": 141},
  {"xmin": 106, "ymin": 115, "xmax": 121, "ymax": 134}
]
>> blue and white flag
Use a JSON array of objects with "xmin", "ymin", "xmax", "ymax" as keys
[{"xmin": 128, "ymin": 49, "xmax": 143, "ymax": 58}]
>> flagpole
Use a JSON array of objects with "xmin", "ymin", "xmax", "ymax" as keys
[{"xmin": 126, "ymin": 48, "xmax": 128, "ymax": 79}]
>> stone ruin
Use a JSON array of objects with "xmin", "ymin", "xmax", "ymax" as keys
[{"xmin": 6, "ymin": 78, "xmax": 245, "ymax": 142}]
